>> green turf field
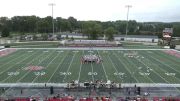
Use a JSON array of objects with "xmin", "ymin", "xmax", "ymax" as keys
[{"xmin": 0, "ymin": 48, "xmax": 180, "ymax": 84}]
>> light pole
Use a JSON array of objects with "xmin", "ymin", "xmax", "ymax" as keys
[
  {"xmin": 49, "ymin": 3, "xmax": 55, "ymax": 35},
  {"xmin": 125, "ymin": 5, "xmax": 132, "ymax": 40}
]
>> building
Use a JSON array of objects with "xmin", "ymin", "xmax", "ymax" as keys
[
  {"xmin": 60, "ymin": 33, "xmax": 88, "ymax": 39},
  {"xmin": 114, "ymin": 35, "xmax": 158, "ymax": 43}
]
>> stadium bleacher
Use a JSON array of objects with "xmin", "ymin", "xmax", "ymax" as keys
[
  {"xmin": 61, "ymin": 40, "xmax": 122, "ymax": 47},
  {"xmin": 1, "ymin": 96, "xmax": 180, "ymax": 101}
]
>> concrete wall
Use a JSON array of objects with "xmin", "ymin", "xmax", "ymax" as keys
[
  {"xmin": 0, "ymin": 39, "xmax": 19, "ymax": 44},
  {"xmin": 61, "ymin": 35, "xmax": 88, "ymax": 39},
  {"xmin": 176, "ymin": 45, "xmax": 180, "ymax": 50},
  {"xmin": 114, "ymin": 37, "xmax": 158, "ymax": 42}
]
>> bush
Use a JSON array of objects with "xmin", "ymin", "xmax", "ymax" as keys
[{"xmin": 2, "ymin": 27, "xmax": 10, "ymax": 37}]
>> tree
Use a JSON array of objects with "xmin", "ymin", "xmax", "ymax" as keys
[
  {"xmin": 128, "ymin": 20, "xmax": 138, "ymax": 33},
  {"xmin": 42, "ymin": 34, "xmax": 48, "ymax": 40},
  {"xmin": 56, "ymin": 18, "xmax": 72, "ymax": 32},
  {"xmin": 1, "ymin": 27, "xmax": 10, "ymax": 37},
  {"xmin": 70, "ymin": 36, "xmax": 74, "ymax": 41},
  {"xmin": 65, "ymin": 35, "xmax": 69, "ymax": 39},
  {"xmin": 33, "ymin": 34, "xmax": 37, "ymax": 40},
  {"xmin": 36, "ymin": 16, "xmax": 52, "ymax": 33},
  {"xmin": 0, "ymin": 17, "xmax": 12, "ymax": 33},
  {"xmin": 173, "ymin": 22, "xmax": 180, "ymax": 37},
  {"xmin": 82, "ymin": 21, "xmax": 102, "ymax": 39},
  {"xmin": 104, "ymin": 27, "xmax": 117, "ymax": 41},
  {"xmin": 114, "ymin": 21, "xmax": 126, "ymax": 34},
  {"xmin": 1, "ymin": 15, "xmax": 180, "ymax": 37},
  {"xmin": 68, "ymin": 16, "xmax": 78, "ymax": 32},
  {"xmin": 57, "ymin": 34, "xmax": 61, "ymax": 40},
  {"xmin": 56, "ymin": 17, "xmax": 63, "ymax": 32}
]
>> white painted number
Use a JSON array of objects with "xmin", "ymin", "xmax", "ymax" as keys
[
  {"xmin": 88, "ymin": 72, "xmax": 97, "ymax": 75},
  {"xmin": 139, "ymin": 72, "xmax": 150, "ymax": 76},
  {"xmin": 7, "ymin": 72, "xmax": 20, "ymax": 76},
  {"xmin": 34, "ymin": 71, "xmax": 46, "ymax": 76},
  {"xmin": 114, "ymin": 72, "xmax": 125, "ymax": 76},
  {"xmin": 59, "ymin": 72, "xmax": 71, "ymax": 75},
  {"xmin": 165, "ymin": 73, "xmax": 175, "ymax": 76}
]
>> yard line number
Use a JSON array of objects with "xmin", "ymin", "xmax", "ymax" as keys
[
  {"xmin": 7, "ymin": 71, "xmax": 20, "ymax": 76},
  {"xmin": 88, "ymin": 72, "xmax": 97, "ymax": 75},
  {"xmin": 59, "ymin": 72, "xmax": 71, "ymax": 76},
  {"xmin": 165, "ymin": 72, "xmax": 176, "ymax": 76},
  {"xmin": 139, "ymin": 72, "xmax": 150, "ymax": 76},
  {"xmin": 114, "ymin": 72, "xmax": 125, "ymax": 76},
  {"xmin": 34, "ymin": 71, "xmax": 46, "ymax": 76}
]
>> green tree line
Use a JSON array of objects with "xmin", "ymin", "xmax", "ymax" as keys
[{"xmin": 0, "ymin": 16, "xmax": 179, "ymax": 40}]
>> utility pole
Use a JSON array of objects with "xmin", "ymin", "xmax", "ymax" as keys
[
  {"xmin": 125, "ymin": 5, "xmax": 132, "ymax": 40},
  {"xmin": 49, "ymin": 3, "xmax": 55, "ymax": 35}
]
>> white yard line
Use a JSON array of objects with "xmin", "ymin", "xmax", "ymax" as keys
[
  {"xmin": 91, "ymin": 62, "xmax": 95, "ymax": 82},
  {"xmin": 132, "ymin": 58, "xmax": 155, "ymax": 83},
  {"xmin": 0, "ymin": 51, "xmax": 28, "ymax": 74},
  {"xmin": 118, "ymin": 51, "xmax": 154, "ymax": 83},
  {"xmin": 62, "ymin": 53, "xmax": 76, "ymax": 82},
  {"xmin": 140, "ymin": 55, "xmax": 180, "ymax": 93},
  {"xmin": 11, "ymin": 44, "xmax": 56, "ymax": 47},
  {"xmin": 1, "ymin": 50, "xmax": 39, "ymax": 82},
  {"xmin": 47, "ymin": 51, "xmax": 69, "ymax": 83},
  {"xmin": 77, "ymin": 50, "xmax": 84, "ymax": 82},
  {"xmin": 146, "ymin": 54, "xmax": 180, "ymax": 82},
  {"xmin": 15, "ymin": 51, "xmax": 54, "ymax": 83},
  {"xmin": 107, "ymin": 54, "xmax": 128, "ymax": 82},
  {"xmin": 112, "ymin": 51, "xmax": 139, "ymax": 83},
  {"xmin": 0, "ymin": 50, "xmax": 21, "ymax": 62},
  {"xmin": 160, "ymin": 51, "xmax": 180, "ymax": 66},
  {"xmin": 138, "ymin": 57, "xmax": 172, "ymax": 83},
  {"xmin": 32, "ymin": 52, "xmax": 60, "ymax": 83},
  {"xmin": 97, "ymin": 50, "xmax": 108, "ymax": 81},
  {"xmin": 150, "ymin": 55, "xmax": 180, "ymax": 74},
  {"xmin": 11, "ymin": 47, "xmax": 174, "ymax": 51}
]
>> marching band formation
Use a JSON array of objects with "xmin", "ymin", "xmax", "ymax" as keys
[{"xmin": 81, "ymin": 54, "xmax": 102, "ymax": 64}]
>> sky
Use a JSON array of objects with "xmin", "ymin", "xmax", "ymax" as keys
[{"xmin": 0, "ymin": 0, "xmax": 179, "ymax": 22}]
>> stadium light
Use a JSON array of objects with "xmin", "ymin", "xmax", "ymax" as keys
[
  {"xmin": 125, "ymin": 5, "xmax": 132, "ymax": 40},
  {"xmin": 49, "ymin": 3, "xmax": 56, "ymax": 35}
]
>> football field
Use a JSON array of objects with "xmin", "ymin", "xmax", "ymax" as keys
[{"xmin": 0, "ymin": 48, "xmax": 180, "ymax": 85}]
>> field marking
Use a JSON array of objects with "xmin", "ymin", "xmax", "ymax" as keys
[
  {"xmin": 120, "ymin": 51, "xmax": 155, "ymax": 83},
  {"xmin": 11, "ymin": 47, "xmax": 174, "ymax": 51},
  {"xmin": 47, "ymin": 51, "xmax": 69, "ymax": 83},
  {"xmin": 158, "ymin": 51, "xmax": 180, "ymax": 66},
  {"xmin": 132, "ymin": 57, "xmax": 156, "ymax": 83},
  {"xmin": 107, "ymin": 53, "xmax": 129, "ymax": 83},
  {"xmin": 1, "ymin": 50, "xmax": 40, "ymax": 82},
  {"xmin": 0, "ymin": 50, "xmax": 22, "ymax": 63},
  {"xmin": 146, "ymin": 54, "xmax": 180, "ymax": 82},
  {"xmin": 141, "ymin": 52, "xmax": 180, "ymax": 92},
  {"xmin": 138, "ymin": 54, "xmax": 173, "ymax": 83},
  {"xmin": 32, "ymin": 52, "xmax": 61, "ymax": 83},
  {"xmin": 0, "ymin": 50, "xmax": 37, "ymax": 95},
  {"xmin": 135, "ymin": 61, "xmax": 155, "ymax": 83},
  {"xmin": 97, "ymin": 50, "xmax": 108, "ymax": 81},
  {"xmin": 141, "ymin": 53, "xmax": 180, "ymax": 93},
  {"xmin": 0, "ymin": 50, "xmax": 29, "ymax": 73},
  {"xmin": 112, "ymin": 51, "xmax": 139, "ymax": 83},
  {"xmin": 16, "ymin": 51, "xmax": 53, "ymax": 83},
  {"xmin": 151, "ymin": 54, "xmax": 180, "ymax": 74},
  {"xmin": 77, "ymin": 50, "xmax": 84, "ymax": 82},
  {"xmin": 62, "ymin": 52, "xmax": 76, "ymax": 82},
  {"xmin": 16, "ymin": 50, "xmax": 55, "ymax": 83},
  {"xmin": 90, "ymin": 62, "xmax": 95, "ymax": 82},
  {"xmin": 1, "ymin": 83, "xmax": 180, "ymax": 87},
  {"xmin": 11, "ymin": 44, "xmax": 57, "ymax": 47}
]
